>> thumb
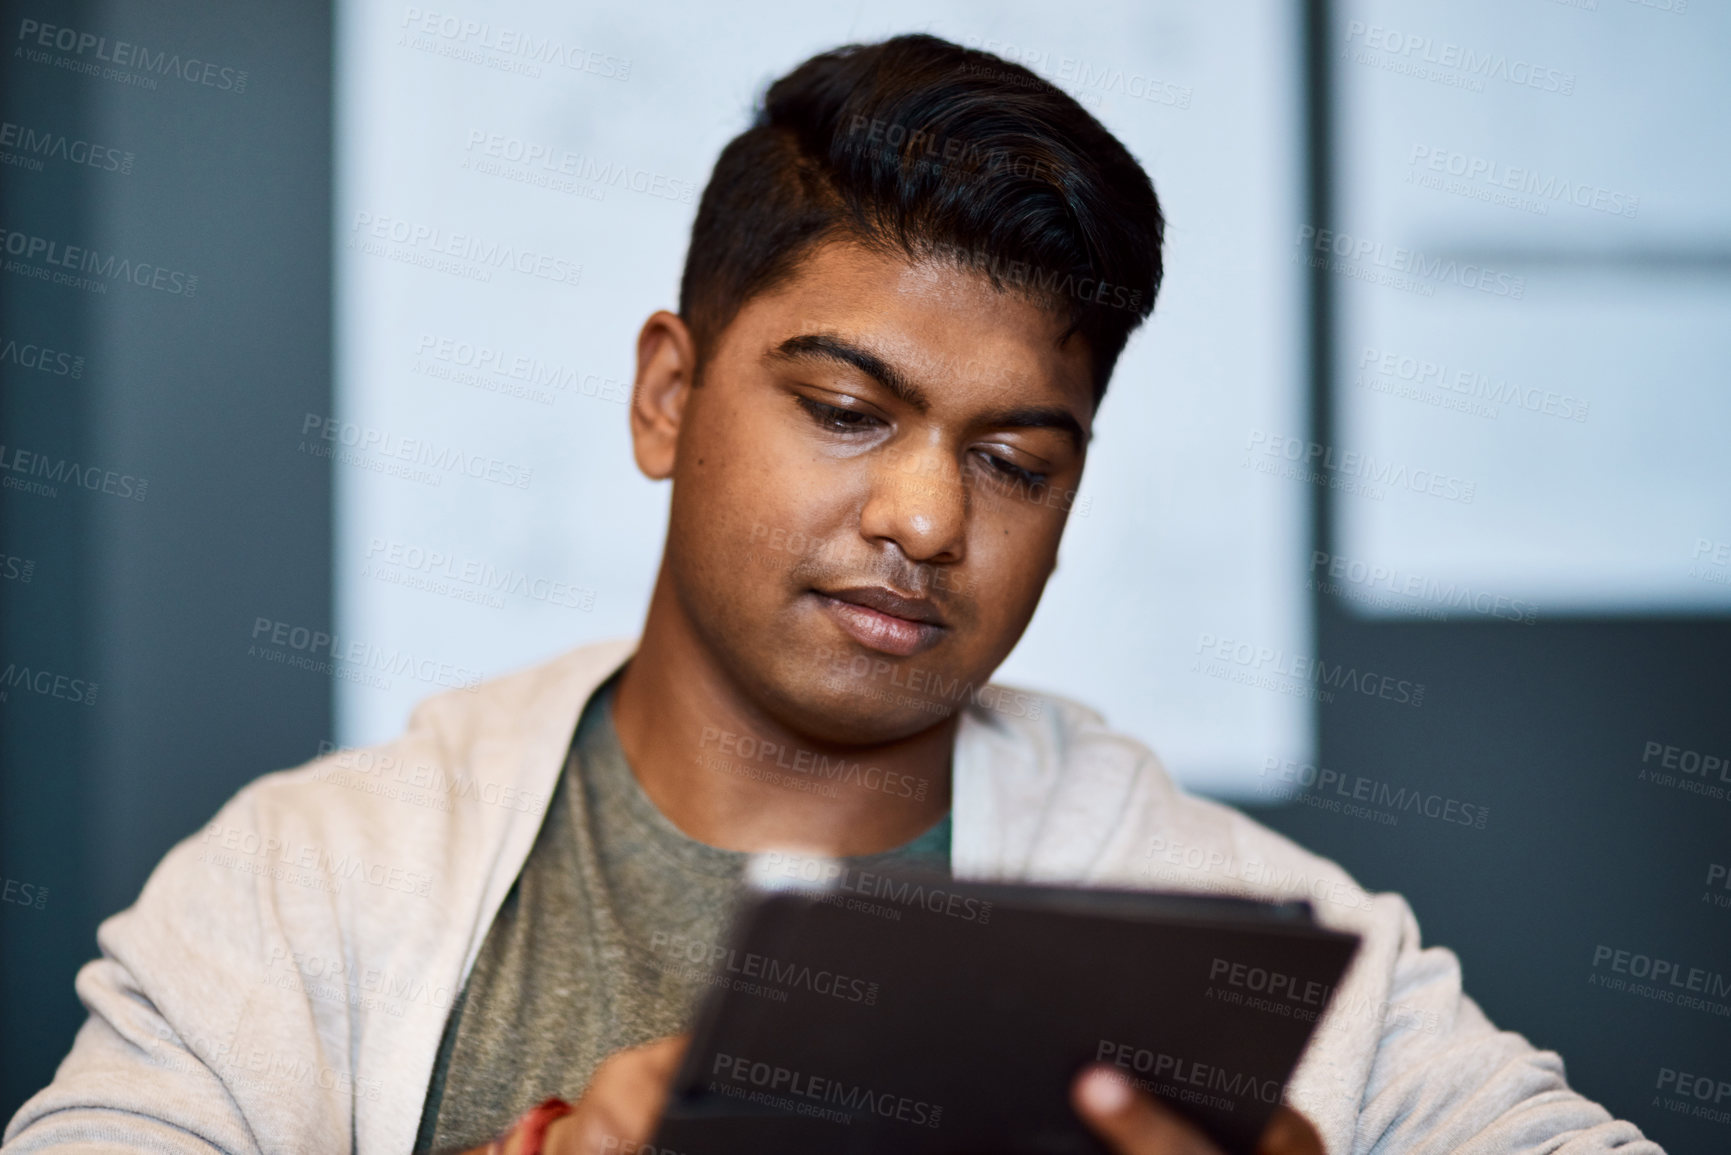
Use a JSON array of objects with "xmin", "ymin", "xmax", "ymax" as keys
[{"xmin": 1071, "ymin": 1066, "xmax": 1221, "ymax": 1155}]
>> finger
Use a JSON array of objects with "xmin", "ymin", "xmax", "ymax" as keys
[
  {"xmin": 589, "ymin": 1037, "xmax": 693, "ymax": 1148},
  {"xmin": 1071, "ymin": 1066, "xmax": 1221, "ymax": 1155},
  {"xmin": 611, "ymin": 1035, "xmax": 690, "ymax": 1131},
  {"xmin": 547, "ymin": 1036, "xmax": 692, "ymax": 1155},
  {"xmin": 637, "ymin": 1034, "xmax": 690, "ymax": 1079},
  {"xmin": 1255, "ymin": 1106, "xmax": 1325, "ymax": 1155}
]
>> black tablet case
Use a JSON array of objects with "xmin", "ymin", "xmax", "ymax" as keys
[{"xmin": 648, "ymin": 870, "xmax": 1359, "ymax": 1155}]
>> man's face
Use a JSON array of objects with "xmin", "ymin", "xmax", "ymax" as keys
[{"xmin": 662, "ymin": 240, "xmax": 1095, "ymax": 744}]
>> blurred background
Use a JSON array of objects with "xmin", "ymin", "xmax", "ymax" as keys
[{"xmin": 2, "ymin": 0, "xmax": 1726, "ymax": 1149}]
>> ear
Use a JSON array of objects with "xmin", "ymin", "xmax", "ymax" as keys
[{"xmin": 630, "ymin": 310, "xmax": 698, "ymax": 481}]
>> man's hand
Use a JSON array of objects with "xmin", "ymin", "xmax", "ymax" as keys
[
  {"xmin": 538, "ymin": 1034, "xmax": 689, "ymax": 1155},
  {"xmin": 1072, "ymin": 1065, "xmax": 1325, "ymax": 1155}
]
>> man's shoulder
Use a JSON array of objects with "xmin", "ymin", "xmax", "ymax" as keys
[
  {"xmin": 88, "ymin": 640, "xmax": 638, "ymax": 1062},
  {"xmin": 971, "ymin": 681, "xmax": 1392, "ymax": 924},
  {"xmin": 383, "ymin": 634, "xmax": 636, "ymax": 758},
  {"xmin": 134, "ymin": 637, "xmax": 636, "ymax": 934}
]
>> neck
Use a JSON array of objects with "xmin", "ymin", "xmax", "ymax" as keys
[{"xmin": 611, "ymin": 566, "xmax": 956, "ymax": 856}]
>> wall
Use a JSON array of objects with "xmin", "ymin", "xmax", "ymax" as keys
[{"xmin": 0, "ymin": 0, "xmax": 333, "ymax": 1118}]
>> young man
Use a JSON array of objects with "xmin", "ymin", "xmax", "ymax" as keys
[{"xmin": 4, "ymin": 34, "xmax": 1658, "ymax": 1155}]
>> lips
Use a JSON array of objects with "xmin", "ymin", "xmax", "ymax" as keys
[{"xmin": 814, "ymin": 585, "xmax": 947, "ymax": 658}]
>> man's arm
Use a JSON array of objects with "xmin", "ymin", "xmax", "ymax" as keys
[
  {"xmin": 2, "ymin": 954, "xmax": 260, "ymax": 1153},
  {"xmin": 1086, "ymin": 746, "xmax": 1665, "ymax": 1155},
  {"xmin": 3, "ymin": 773, "xmax": 366, "ymax": 1154},
  {"xmin": 1353, "ymin": 931, "xmax": 1662, "ymax": 1154}
]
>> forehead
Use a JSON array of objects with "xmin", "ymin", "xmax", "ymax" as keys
[{"xmin": 729, "ymin": 239, "xmax": 1095, "ymax": 414}]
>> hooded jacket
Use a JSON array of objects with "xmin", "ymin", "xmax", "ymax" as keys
[{"xmin": 2, "ymin": 638, "xmax": 1659, "ymax": 1154}]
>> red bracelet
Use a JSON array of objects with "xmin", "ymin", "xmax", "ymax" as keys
[{"xmin": 495, "ymin": 1096, "xmax": 573, "ymax": 1155}]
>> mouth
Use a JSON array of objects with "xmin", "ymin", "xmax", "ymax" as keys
[{"xmin": 812, "ymin": 584, "xmax": 947, "ymax": 658}]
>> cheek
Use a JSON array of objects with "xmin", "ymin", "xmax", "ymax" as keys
[
  {"xmin": 682, "ymin": 405, "xmax": 854, "ymax": 582},
  {"xmin": 964, "ymin": 514, "xmax": 1064, "ymax": 623},
  {"xmin": 698, "ymin": 391, "xmax": 818, "ymax": 497}
]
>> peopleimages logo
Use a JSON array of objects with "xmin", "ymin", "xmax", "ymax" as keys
[
  {"xmin": 0, "ymin": 334, "xmax": 85, "ymax": 378},
  {"xmin": 0, "ymin": 661, "xmax": 98, "ymax": 707},
  {"xmin": 1295, "ymin": 226, "xmax": 1525, "ymax": 299},
  {"xmin": 1140, "ymin": 835, "xmax": 1377, "ymax": 914},
  {"xmin": 1208, "ymin": 957, "xmax": 1335, "ymax": 1008},
  {"xmin": 1, "ymin": 875, "xmax": 49, "ymax": 911},
  {"xmin": 14, "ymin": 19, "xmax": 248, "ymax": 93},
  {"xmin": 0, "ymin": 120, "xmax": 134, "ymax": 175},
  {"xmin": 262, "ymin": 945, "xmax": 446, "ymax": 1020},
  {"xmin": 1245, "ymin": 429, "xmax": 1477, "ymax": 505},
  {"xmin": 248, "ymin": 616, "xmax": 484, "ymax": 694},
  {"xmin": 698, "ymin": 724, "xmax": 930, "ymax": 801},
  {"xmin": 348, "ymin": 211, "xmax": 581, "ymax": 288},
  {"xmin": 1259, "ymin": 756, "xmax": 1490, "ymax": 829},
  {"xmin": 1193, "ymin": 631, "xmax": 1427, "ymax": 707},
  {"xmin": 929, "ymin": 239, "xmax": 1142, "ymax": 315},
  {"xmin": 1308, "ymin": 549, "xmax": 1538, "ymax": 625},
  {"xmin": 463, "ymin": 130, "xmax": 695, "ymax": 204},
  {"xmin": 0, "ymin": 443, "xmax": 148, "ymax": 502},
  {"xmin": 1656, "ymin": 1067, "xmax": 1731, "ymax": 1108},
  {"xmin": 1407, "ymin": 145, "xmax": 1638, "ymax": 219},
  {"xmin": 1097, "ymin": 1039, "xmax": 1284, "ymax": 1108},
  {"xmin": 198, "ymin": 822, "xmax": 434, "ymax": 898},
  {"xmin": 299, "ymin": 413, "xmax": 533, "ymax": 490},
  {"xmin": 709, "ymin": 1052, "xmax": 942, "ymax": 1129},
  {"xmin": 363, "ymin": 536, "xmax": 595, "ymax": 610},
  {"xmin": 755, "ymin": 851, "xmax": 994, "ymax": 925},
  {"xmin": 1342, "ymin": 20, "xmax": 1575, "ymax": 95},
  {"xmin": 1635, "ymin": 739, "xmax": 1730, "ymax": 805},
  {"xmin": 398, "ymin": 7, "xmax": 630, "ymax": 80},
  {"xmin": 954, "ymin": 36, "xmax": 1193, "ymax": 110},
  {"xmin": 313, "ymin": 741, "xmax": 547, "ymax": 815},
  {"xmin": 1589, "ymin": 944, "xmax": 1731, "ymax": 1014},
  {"xmin": 1356, "ymin": 346, "xmax": 1588, "ymax": 424},
  {"xmin": 1, "ymin": 227, "xmax": 197, "ymax": 296},
  {"xmin": 811, "ymin": 646, "xmax": 1044, "ymax": 721},
  {"xmin": 647, "ymin": 930, "xmax": 881, "ymax": 1005},
  {"xmin": 414, "ymin": 333, "xmax": 631, "ymax": 407}
]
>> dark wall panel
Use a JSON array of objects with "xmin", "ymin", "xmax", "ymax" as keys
[
  {"xmin": 1242, "ymin": 612, "xmax": 1731, "ymax": 1155},
  {"xmin": 0, "ymin": 0, "xmax": 333, "ymax": 1120}
]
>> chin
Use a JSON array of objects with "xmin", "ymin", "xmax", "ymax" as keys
[
  {"xmin": 796, "ymin": 694, "xmax": 957, "ymax": 747},
  {"xmin": 757, "ymin": 647, "xmax": 965, "ymax": 747}
]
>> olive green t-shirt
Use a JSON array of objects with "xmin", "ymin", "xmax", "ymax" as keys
[{"xmin": 413, "ymin": 671, "xmax": 952, "ymax": 1152}]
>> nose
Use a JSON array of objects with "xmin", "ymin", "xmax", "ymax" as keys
[{"xmin": 858, "ymin": 440, "xmax": 967, "ymax": 567}]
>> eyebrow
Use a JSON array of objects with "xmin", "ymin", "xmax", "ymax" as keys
[
  {"xmin": 769, "ymin": 332, "xmax": 1089, "ymax": 452},
  {"xmin": 772, "ymin": 333, "xmax": 930, "ymax": 409},
  {"xmin": 974, "ymin": 405, "xmax": 1089, "ymax": 452}
]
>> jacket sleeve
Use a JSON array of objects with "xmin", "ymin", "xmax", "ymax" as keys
[
  {"xmin": 1077, "ymin": 732, "xmax": 1667, "ymax": 1155},
  {"xmin": 3, "ymin": 777, "xmax": 354, "ymax": 1155},
  {"xmin": 1, "ymin": 954, "xmax": 257, "ymax": 1154},
  {"xmin": 1351, "ymin": 903, "xmax": 1663, "ymax": 1155}
]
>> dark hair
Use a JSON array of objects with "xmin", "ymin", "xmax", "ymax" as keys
[{"xmin": 677, "ymin": 33, "xmax": 1165, "ymax": 407}]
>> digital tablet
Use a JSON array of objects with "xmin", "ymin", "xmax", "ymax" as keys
[{"xmin": 648, "ymin": 857, "xmax": 1360, "ymax": 1155}]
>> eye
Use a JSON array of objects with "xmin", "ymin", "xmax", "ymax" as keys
[
  {"xmin": 797, "ymin": 396, "xmax": 884, "ymax": 434},
  {"xmin": 975, "ymin": 451, "xmax": 1048, "ymax": 489}
]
